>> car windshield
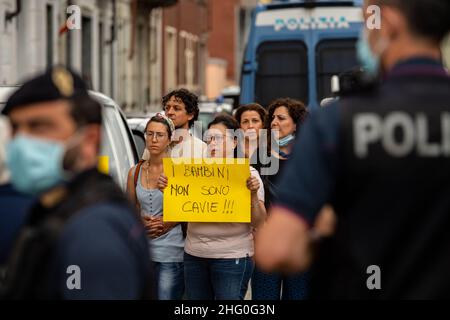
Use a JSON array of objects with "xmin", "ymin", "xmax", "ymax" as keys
[
  {"xmin": 133, "ymin": 132, "xmax": 146, "ymax": 159},
  {"xmin": 194, "ymin": 112, "xmax": 216, "ymax": 139}
]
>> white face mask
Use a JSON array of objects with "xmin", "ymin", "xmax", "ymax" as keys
[
  {"xmin": 357, "ymin": 29, "xmax": 389, "ymax": 77},
  {"xmin": 276, "ymin": 134, "xmax": 295, "ymax": 147},
  {"xmin": 6, "ymin": 130, "xmax": 84, "ymax": 195}
]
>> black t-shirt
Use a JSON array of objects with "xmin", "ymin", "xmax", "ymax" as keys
[
  {"xmin": 262, "ymin": 156, "xmax": 288, "ymax": 209},
  {"xmin": 249, "ymin": 147, "xmax": 264, "ymax": 174}
]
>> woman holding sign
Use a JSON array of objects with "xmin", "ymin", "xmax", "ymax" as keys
[
  {"xmin": 158, "ymin": 114, "xmax": 266, "ymax": 300},
  {"xmin": 126, "ymin": 114, "xmax": 185, "ymax": 300}
]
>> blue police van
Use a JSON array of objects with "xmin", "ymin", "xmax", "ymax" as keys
[{"xmin": 240, "ymin": 0, "xmax": 364, "ymax": 109}]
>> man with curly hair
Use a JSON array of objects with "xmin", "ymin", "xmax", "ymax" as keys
[{"xmin": 142, "ymin": 89, "xmax": 206, "ymax": 161}]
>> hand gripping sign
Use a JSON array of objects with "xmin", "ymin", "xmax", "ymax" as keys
[{"xmin": 163, "ymin": 158, "xmax": 251, "ymax": 223}]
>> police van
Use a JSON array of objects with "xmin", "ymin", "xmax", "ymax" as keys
[{"xmin": 240, "ymin": 0, "xmax": 364, "ymax": 109}]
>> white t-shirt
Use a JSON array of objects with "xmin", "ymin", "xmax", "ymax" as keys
[
  {"xmin": 169, "ymin": 134, "xmax": 206, "ymax": 160},
  {"xmin": 141, "ymin": 133, "xmax": 206, "ymax": 161},
  {"xmin": 184, "ymin": 166, "xmax": 265, "ymax": 259}
]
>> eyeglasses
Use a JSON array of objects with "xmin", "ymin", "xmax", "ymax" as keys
[
  {"xmin": 145, "ymin": 131, "xmax": 168, "ymax": 140},
  {"xmin": 204, "ymin": 134, "xmax": 232, "ymax": 144}
]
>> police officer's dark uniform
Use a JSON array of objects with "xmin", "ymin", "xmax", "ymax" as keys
[
  {"xmin": 0, "ymin": 69, "xmax": 154, "ymax": 299},
  {"xmin": 274, "ymin": 57, "xmax": 450, "ymax": 299}
]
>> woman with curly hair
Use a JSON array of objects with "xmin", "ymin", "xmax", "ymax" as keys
[{"xmin": 252, "ymin": 97, "xmax": 309, "ymax": 300}]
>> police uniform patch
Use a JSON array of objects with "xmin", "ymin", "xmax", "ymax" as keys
[
  {"xmin": 52, "ymin": 67, "xmax": 74, "ymax": 97},
  {"xmin": 40, "ymin": 186, "xmax": 68, "ymax": 209}
]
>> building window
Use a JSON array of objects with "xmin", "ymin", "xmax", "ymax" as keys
[
  {"xmin": 179, "ymin": 32, "xmax": 187, "ymax": 85},
  {"xmin": 197, "ymin": 41, "xmax": 206, "ymax": 91},
  {"xmin": 194, "ymin": 41, "xmax": 200, "ymax": 86},
  {"xmin": 179, "ymin": 32, "xmax": 197, "ymax": 90},
  {"xmin": 46, "ymin": 4, "xmax": 54, "ymax": 68},
  {"xmin": 137, "ymin": 23, "xmax": 149, "ymax": 109},
  {"xmin": 150, "ymin": 8, "xmax": 162, "ymax": 107},
  {"xmin": 66, "ymin": 27, "xmax": 72, "ymax": 67},
  {"xmin": 165, "ymin": 27, "xmax": 177, "ymax": 92},
  {"xmin": 99, "ymin": 21, "xmax": 104, "ymax": 92},
  {"xmin": 185, "ymin": 35, "xmax": 197, "ymax": 88},
  {"xmin": 82, "ymin": 16, "xmax": 92, "ymax": 88}
]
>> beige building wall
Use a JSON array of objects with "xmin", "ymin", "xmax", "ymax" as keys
[
  {"xmin": 206, "ymin": 58, "xmax": 228, "ymax": 99},
  {"xmin": 0, "ymin": 0, "xmax": 162, "ymax": 113},
  {"xmin": 149, "ymin": 8, "xmax": 163, "ymax": 111},
  {"xmin": 0, "ymin": 0, "xmax": 18, "ymax": 85}
]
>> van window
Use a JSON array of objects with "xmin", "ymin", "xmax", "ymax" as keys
[
  {"xmin": 132, "ymin": 131, "xmax": 146, "ymax": 158},
  {"xmin": 255, "ymin": 41, "xmax": 308, "ymax": 107},
  {"xmin": 316, "ymin": 39, "xmax": 359, "ymax": 103}
]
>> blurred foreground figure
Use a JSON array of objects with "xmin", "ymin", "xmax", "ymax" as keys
[
  {"xmin": 0, "ymin": 116, "xmax": 33, "ymax": 265},
  {"xmin": 0, "ymin": 67, "xmax": 153, "ymax": 299},
  {"xmin": 255, "ymin": 0, "xmax": 450, "ymax": 299}
]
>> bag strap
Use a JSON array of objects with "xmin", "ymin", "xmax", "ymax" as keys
[
  {"xmin": 134, "ymin": 160, "xmax": 145, "ymax": 188},
  {"xmin": 133, "ymin": 160, "xmax": 145, "ymax": 208}
]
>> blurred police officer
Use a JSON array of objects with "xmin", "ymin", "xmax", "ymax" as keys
[
  {"xmin": 0, "ymin": 116, "xmax": 34, "ymax": 266},
  {"xmin": 0, "ymin": 67, "xmax": 153, "ymax": 299},
  {"xmin": 255, "ymin": 0, "xmax": 450, "ymax": 299}
]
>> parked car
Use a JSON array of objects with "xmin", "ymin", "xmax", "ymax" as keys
[
  {"xmin": 0, "ymin": 86, "xmax": 139, "ymax": 191},
  {"xmin": 90, "ymin": 91, "xmax": 139, "ymax": 190},
  {"xmin": 221, "ymin": 86, "xmax": 240, "ymax": 110},
  {"xmin": 194, "ymin": 101, "xmax": 233, "ymax": 139},
  {"xmin": 0, "ymin": 87, "xmax": 18, "ymax": 108}
]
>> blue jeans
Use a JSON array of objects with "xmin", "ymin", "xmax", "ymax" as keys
[
  {"xmin": 184, "ymin": 252, "xmax": 254, "ymax": 300},
  {"xmin": 153, "ymin": 262, "xmax": 184, "ymax": 300},
  {"xmin": 251, "ymin": 266, "xmax": 309, "ymax": 300}
]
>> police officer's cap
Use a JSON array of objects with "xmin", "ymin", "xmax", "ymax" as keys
[{"xmin": 2, "ymin": 66, "xmax": 89, "ymax": 116}]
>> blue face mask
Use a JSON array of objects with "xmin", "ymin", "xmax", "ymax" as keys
[
  {"xmin": 357, "ymin": 31, "xmax": 380, "ymax": 77},
  {"xmin": 277, "ymin": 134, "xmax": 295, "ymax": 147},
  {"xmin": 6, "ymin": 135, "xmax": 66, "ymax": 195}
]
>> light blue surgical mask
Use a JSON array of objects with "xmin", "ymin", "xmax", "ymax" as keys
[
  {"xmin": 277, "ymin": 134, "xmax": 295, "ymax": 147},
  {"xmin": 357, "ymin": 31, "xmax": 380, "ymax": 77},
  {"xmin": 6, "ymin": 135, "xmax": 66, "ymax": 195}
]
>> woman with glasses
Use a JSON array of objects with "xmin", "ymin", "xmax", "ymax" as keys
[
  {"xmin": 158, "ymin": 114, "xmax": 267, "ymax": 300},
  {"xmin": 126, "ymin": 113, "xmax": 185, "ymax": 300}
]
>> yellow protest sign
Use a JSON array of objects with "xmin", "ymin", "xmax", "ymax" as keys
[{"xmin": 163, "ymin": 158, "xmax": 251, "ymax": 223}]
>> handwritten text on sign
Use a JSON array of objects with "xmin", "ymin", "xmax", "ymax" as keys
[{"xmin": 163, "ymin": 158, "xmax": 251, "ymax": 223}]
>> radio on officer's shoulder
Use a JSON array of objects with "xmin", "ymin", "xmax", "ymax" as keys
[
  {"xmin": 337, "ymin": 68, "xmax": 379, "ymax": 96},
  {"xmin": 320, "ymin": 68, "xmax": 380, "ymax": 108}
]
